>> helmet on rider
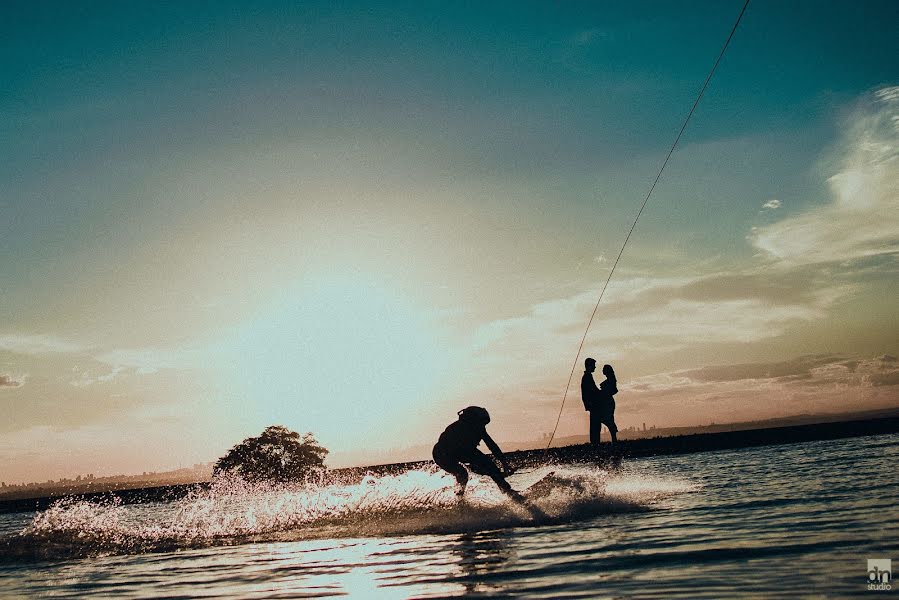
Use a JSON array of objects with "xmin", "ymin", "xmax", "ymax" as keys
[{"xmin": 457, "ymin": 405, "xmax": 490, "ymax": 425}]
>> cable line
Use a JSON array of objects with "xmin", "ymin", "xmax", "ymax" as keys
[{"xmin": 545, "ymin": 0, "xmax": 750, "ymax": 450}]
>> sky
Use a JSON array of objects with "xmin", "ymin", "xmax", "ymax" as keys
[{"xmin": 1, "ymin": 0, "xmax": 897, "ymax": 483}]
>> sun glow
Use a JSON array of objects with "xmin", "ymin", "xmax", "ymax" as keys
[{"xmin": 226, "ymin": 270, "xmax": 449, "ymax": 455}]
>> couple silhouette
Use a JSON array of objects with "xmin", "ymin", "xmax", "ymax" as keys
[{"xmin": 580, "ymin": 359, "xmax": 618, "ymax": 448}]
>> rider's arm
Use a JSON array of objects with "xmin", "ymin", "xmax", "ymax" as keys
[{"xmin": 483, "ymin": 432, "xmax": 513, "ymax": 473}]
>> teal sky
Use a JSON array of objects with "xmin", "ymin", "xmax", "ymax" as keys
[{"xmin": 1, "ymin": 1, "xmax": 897, "ymax": 483}]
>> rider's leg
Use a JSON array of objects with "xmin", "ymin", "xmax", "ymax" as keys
[
  {"xmin": 466, "ymin": 451, "xmax": 525, "ymax": 503},
  {"xmin": 433, "ymin": 447, "xmax": 470, "ymax": 496}
]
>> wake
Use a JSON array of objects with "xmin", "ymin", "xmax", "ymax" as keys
[{"xmin": 0, "ymin": 464, "xmax": 695, "ymax": 562}]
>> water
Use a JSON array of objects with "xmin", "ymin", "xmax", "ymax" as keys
[{"xmin": 1, "ymin": 433, "xmax": 896, "ymax": 598}]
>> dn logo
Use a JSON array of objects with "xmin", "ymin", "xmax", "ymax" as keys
[{"xmin": 868, "ymin": 559, "xmax": 892, "ymax": 592}]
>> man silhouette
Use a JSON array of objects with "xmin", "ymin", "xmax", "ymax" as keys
[
  {"xmin": 432, "ymin": 406, "xmax": 524, "ymax": 503},
  {"xmin": 581, "ymin": 358, "xmax": 617, "ymax": 447}
]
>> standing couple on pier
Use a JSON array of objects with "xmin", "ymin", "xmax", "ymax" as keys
[{"xmin": 581, "ymin": 358, "xmax": 618, "ymax": 448}]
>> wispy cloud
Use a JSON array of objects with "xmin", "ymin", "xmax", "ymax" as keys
[
  {"xmin": 621, "ymin": 354, "xmax": 899, "ymax": 425},
  {"xmin": 0, "ymin": 334, "xmax": 85, "ymax": 355},
  {"xmin": 476, "ymin": 269, "xmax": 844, "ymax": 349},
  {"xmin": 674, "ymin": 354, "xmax": 846, "ymax": 383},
  {"xmin": 0, "ymin": 331, "xmax": 199, "ymax": 378},
  {"xmin": 95, "ymin": 347, "xmax": 202, "ymax": 374},
  {"xmin": 630, "ymin": 354, "xmax": 898, "ymax": 388},
  {"xmin": 69, "ymin": 365, "xmax": 126, "ymax": 387},
  {"xmin": 462, "ymin": 268, "xmax": 851, "ymax": 404},
  {"xmin": 750, "ymin": 86, "xmax": 899, "ymax": 265}
]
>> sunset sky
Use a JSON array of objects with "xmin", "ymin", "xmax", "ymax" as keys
[{"xmin": 2, "ymin": 1, "xmax": 897, "ymax": 483}]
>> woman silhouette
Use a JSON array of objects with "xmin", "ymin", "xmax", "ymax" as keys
[{"xmin": 598, "ymin": 364, "xmax": 619, "ymax": 447}]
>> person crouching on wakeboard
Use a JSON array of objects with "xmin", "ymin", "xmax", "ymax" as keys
[{"xmin": 433, "ymin": 406, "xmax": 524, "ymax": 503}]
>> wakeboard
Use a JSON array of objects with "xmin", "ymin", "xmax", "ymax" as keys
[
  {"xmin": 521, "ymin": 470, "xmax": 599, "ymax": 501},
  {"xmin": 521, "ymin": 471, "xmax": 560, "ymax": 500}
]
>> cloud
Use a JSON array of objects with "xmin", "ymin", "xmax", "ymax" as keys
[
  {"xmin": 461, "ymin": 268, "xmax": 851, "ymax": 404},
  {"xmin": 674, "ymin": 354, "xmax": 843, "ymax": 383},
  {"xmin": 630, "ymin": 354, "xmax": 899, "ymax": 394},
  {"xmin": 762, "ymin": 199, "xmax": 781, "ymax": 210},
  {"xmin": 0, "ymin": 334, "xmax": 85, "ymax": 355},
  {"xmin": 474, "ymin": 269, "xmax": 844, "ymax": 353},
  {"xmin": 94, "ymin": 348, "xmax": 192, "ymax": 374},
  {"xmin": 69, "ymin": 365, "xmax": 125, "ymax": 387},
  {"xmin": 750, "ymin": 86, "xmax": 899, "ymax": 265},
  {"xmin": 619, "ymin": 354, "xmax": 899, "ymax": 426},
  {"xmin": 0, "ymin": 330, "xmax": 200, "ymax": 376},
  {"xmin": 0, "ymin": 334, "xmax": 220, "ymax": 439},
  {"xmin": 0, "ymin": 374, "xmax": 24, "ymax": 388},
  {"xmin": 0, "ymin": 332, "xmax": 198, "ymax": 386},
  {"xmin": 627, "ymin": 354, "xmax": 899, "ymax": 395}
]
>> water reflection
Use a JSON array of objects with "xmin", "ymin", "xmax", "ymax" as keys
[{"xmin": 450, "ymin": 531, "xmax": 514, "ymax": 596}]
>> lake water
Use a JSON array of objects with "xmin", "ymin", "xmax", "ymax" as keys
[{"xmin": 1, "ymin": 433, "xmax": 896, "ymax": 598}]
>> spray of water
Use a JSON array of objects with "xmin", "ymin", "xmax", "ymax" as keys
[{"xmin": 1, "ymin": 464, "xmax": 696, "ymax": 562}]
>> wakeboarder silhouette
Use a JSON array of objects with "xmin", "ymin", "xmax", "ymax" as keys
[{"xmin": 432, "ymin": 406, "xmax": 524, "ymax": 503}]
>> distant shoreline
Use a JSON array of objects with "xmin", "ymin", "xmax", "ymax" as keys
[{"xmin": 1, "ymin": 415, "xmax": 896, "ymax": 516}]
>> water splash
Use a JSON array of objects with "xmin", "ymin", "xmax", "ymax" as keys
[{"xmin": 0, "ymin": 464, "xmax": 694, "ymax": 562}]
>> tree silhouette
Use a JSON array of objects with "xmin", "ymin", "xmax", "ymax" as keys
[{"xmin": 213, "ymin": 425, "xmax": 328, "ymax": 483}]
